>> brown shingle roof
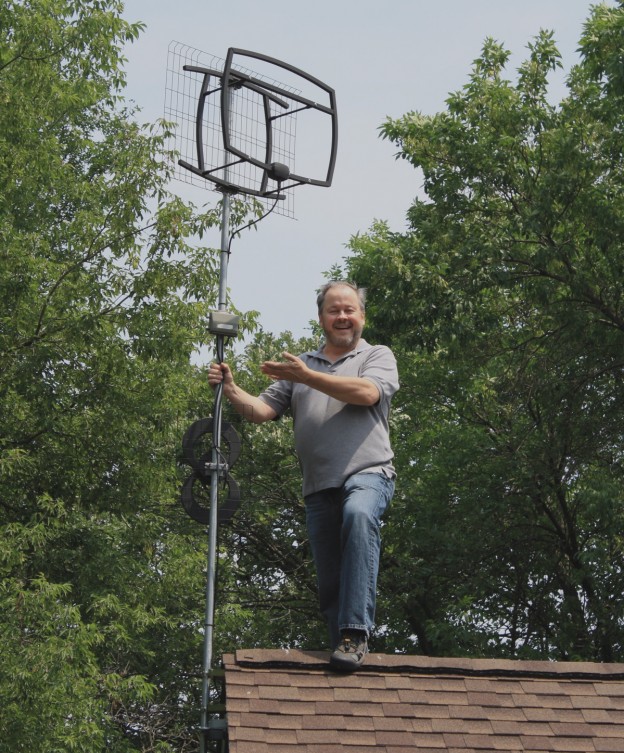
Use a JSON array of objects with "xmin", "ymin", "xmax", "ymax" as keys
[{"xmin": 222, "ymin": 649, "xmax": 624, "ymax": 752}]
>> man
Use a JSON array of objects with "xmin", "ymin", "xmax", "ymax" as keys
[{"xmin": 208, "ymin": 281, "xmax": 399, "ymax": 671}]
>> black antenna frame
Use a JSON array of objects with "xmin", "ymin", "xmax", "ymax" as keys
[{"xmin": 178, "ymin": 47, "xmax": 338, "ymax": 198}]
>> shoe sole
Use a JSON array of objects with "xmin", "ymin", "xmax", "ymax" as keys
[{"xmin": 329, "ymin": 653, "xmax": 366, "ymax": 672}]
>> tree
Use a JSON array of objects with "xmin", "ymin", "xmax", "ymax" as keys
[
  {"xmin": 346, "ymin": 2, "xmax": 624, "ymax": 661},
  {"xmin": 0, "ymin": 1, "xmax": 246, "ymax": 750}
]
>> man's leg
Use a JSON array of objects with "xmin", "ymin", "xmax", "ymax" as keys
[
  {"xmin": 331, "ymin": 472, "xmax": 394, "ymax": 670},
  {"xmin": 304, "ymin": 487, "xmax": 342, "ymax": 649}
]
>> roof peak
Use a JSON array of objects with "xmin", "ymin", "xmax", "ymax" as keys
[{"xmin": 225, "ymin": 648, "xmax": 624, "ymax": 681}]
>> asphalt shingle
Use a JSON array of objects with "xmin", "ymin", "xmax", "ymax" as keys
[{"xmin": 222, "ymin": 650, "xmax": 624, "ymax": 752}]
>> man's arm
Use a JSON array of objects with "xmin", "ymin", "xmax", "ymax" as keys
[
  {"xmin": 260, "ymin": 352, "xmax": 380, "ymax": 406},
  {"xmin": 208, "ymin": 362, "xmax": 277, "ymax": 423}
]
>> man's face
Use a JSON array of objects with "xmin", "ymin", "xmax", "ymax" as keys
[{"xmin": 318, "ymin": 286, "xmax": 365, "ymax": 352}]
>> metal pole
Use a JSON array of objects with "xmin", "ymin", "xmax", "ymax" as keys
[{"xmin": 199, "ymin": 191, "xmax": 231, "ymax": 752}]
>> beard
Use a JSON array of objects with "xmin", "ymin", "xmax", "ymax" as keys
[{"xmin": 323, "ymin": 323, "xmax": 363, "ymax": 351}]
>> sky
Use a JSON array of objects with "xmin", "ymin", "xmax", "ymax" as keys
[{"xmin": 120, "ymin": 0, "xmax": 597, "ymax": 348}]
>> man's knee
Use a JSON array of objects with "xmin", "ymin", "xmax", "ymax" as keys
[{"xmin": 343, "ymin": 503, "xmax": 380, "ymax": 538}]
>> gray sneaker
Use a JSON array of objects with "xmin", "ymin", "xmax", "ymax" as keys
[{"xmin": 329, "ymin": 632, "xmax": 368, "ymax": 672}]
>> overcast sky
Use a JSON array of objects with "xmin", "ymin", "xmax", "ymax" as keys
[{"xmin": 121, "ymin": 0, "xmax": 597, "ymax": 348}]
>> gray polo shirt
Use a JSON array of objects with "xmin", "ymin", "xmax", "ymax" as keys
[{"xmin": 258, "ymin": 339, "xmax": 399, "ymax": 497}]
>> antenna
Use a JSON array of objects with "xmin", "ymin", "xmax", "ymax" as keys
[{"xmin": 166, "ymin": 43, "xmax": 338, "ymax": 752}]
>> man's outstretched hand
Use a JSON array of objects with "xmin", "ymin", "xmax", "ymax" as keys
[
  {"xmin": 261, "ymin": 351, "xmax": 380, "ymax": 406},
  {"xmin": 260, "ymin": 352, "xmax": 311, "ymax": 384}
]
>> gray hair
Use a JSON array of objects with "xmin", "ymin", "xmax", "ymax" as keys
[{"xmin": 316, "ymin": 280, "xmax": 367, "ymax": 315}]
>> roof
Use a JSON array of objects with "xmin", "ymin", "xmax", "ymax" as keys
[{"xmin": 222, "ymin": 649, "xmax": 624, "ymax": 752}]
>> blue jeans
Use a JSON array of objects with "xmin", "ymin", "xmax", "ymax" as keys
[{"xmin": 304, "ymin": 472, "xmax": 395, "ymax": 649}]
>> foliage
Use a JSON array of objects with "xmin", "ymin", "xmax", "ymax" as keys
[
  {"xmin": 345, "ymin": 2, "xmax": 624, "ymax": 661},
  {"xmin": 4, "ymin": 1, "xmax": 624, "ymax": 749},
  {"xmin": 0, "ymin": 1, "xmax": 240, "ymax": 750}
]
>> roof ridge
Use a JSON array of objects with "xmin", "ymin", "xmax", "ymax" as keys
[{"xmin": 227, "ymin": 648, "xmax": 624, "ymax": 681}]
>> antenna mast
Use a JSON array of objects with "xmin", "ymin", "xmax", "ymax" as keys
[{"xmin": 166, "ymin": 44, "xmax": 337, "ymax": 752}]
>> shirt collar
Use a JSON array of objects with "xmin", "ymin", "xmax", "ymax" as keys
[{"xmin": 309, "ymin": 338, "xmax": 371, "ymax": 364}]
